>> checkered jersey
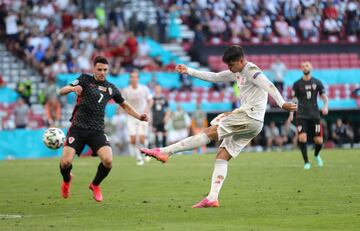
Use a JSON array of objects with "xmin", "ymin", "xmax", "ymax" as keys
[
  {"xmin": 69, "ymin": 74, "xmax": 124, "ymax": 131},
  {"xmin": 292, "ymin": 77, "xmax": 325, "ymax": 119}
]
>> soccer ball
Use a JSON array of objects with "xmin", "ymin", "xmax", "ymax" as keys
[{"xmin": 43, "ymin": 127, "xmax": 65, "ymax": 149}]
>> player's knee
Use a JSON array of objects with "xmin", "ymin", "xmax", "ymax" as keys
[
  {"xmin": 298, "ymin": 134, "xmax": 307, "ymax": 143},
  {"xmin": 102, "ymin": 158, "xmax": 112, "ymax": 168},
  {"xmin": 60, "ymin": 158, "xmax": 72, "ymax": 168},
  {"xmin": 130, "ymin": 137, "xmax": 136, "ymax": 144},
  {"xmin": 314, "ymin": 137, "xmax": 323, "ymax": 144}
]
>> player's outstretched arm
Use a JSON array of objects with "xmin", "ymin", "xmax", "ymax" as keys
[
  {"xmin": 120, "ymin": 101, "xmax": 148, "ymax": 122},
  {"xmin": 59, "ymin": 85, "xmax": 82, "ymax": 96},
  {"xmin": 175, "ymin": 64, "xmax": 235, "ymax": 83}
]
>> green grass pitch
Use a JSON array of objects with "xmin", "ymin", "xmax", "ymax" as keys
[{"xmin": 0, "ymin": 149, "xmax": 359, "ymax": 230}]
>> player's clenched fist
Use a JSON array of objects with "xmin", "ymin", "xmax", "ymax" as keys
[
  {"xmin": 175, "ymin": 64, "xmax": 188, "ymax": 74},
  {"xmin": 139, "ymin": 113, "xmax": 148, "ymax": 122},
  {"xmin": 72, "ymin": 85, "xmax": 83, "ymax": 95}
]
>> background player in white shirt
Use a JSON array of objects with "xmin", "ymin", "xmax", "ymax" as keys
[
  {"xmin": 122, "ymin": 71, "xmax": 153, "ymax": 165},
  {"xmin": 140, "ymin": 45, "xmax": 297, "ymax": 208}
]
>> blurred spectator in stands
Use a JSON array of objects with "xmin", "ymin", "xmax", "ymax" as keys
[
  {"xmin": 51, "ymin": 56, "xmax": 68, "ymax": 76},
  {"xmin": 299, "ymin": 9, "xmax": 318, "ymax": 40},
  {"xmin": 77, "ymin": 48, "xmax": 91, "ymax": 72},
  {"xmin": 108, "ymin": 6, "xmax": 126, "ymax": 30},
  {"xmin": 301, "ymin": 0, "xmax": 316, "ymax": 9},
  {"xmin": 110, "ymin": 107, "xmax": 129, "ymax": 155},
  {"xmin": 284, "ymin": 0, "xmax": 301, "ymax": 28},
  {"xmin": 65, "ymin": 53, "xmax": 79, "ymax": 73},
  {"xmin": 191, "ymin": 104, "xmax": 208, "ymax": 154},
  {"xmin": 229, "ymin": 12, "xmax": 245, "ymax": 42},
  {"xmin": 189, "ymin": 24, "xmax": 205, "ymax": 64},
  {"xmin": 14, "ymin": 98, "xmax": 29, "ymax": 129},
  {"xmin": 331, "ymin": 118, "xmax": 354, "ymax": 148},
  {"xmin": 179, "ymin": 73, "xmax": 193, "ymax": 92},
  {"xmin": 281, "ymin": 119, "xmax": 298, "ymax": 149},
  {"xmin": 208, "ymin": 15, "xmax": 227, "ymax": 40},
  {"xmin": 44, "ymin": 76, "xmax": 59, "ymax": 102},
  {"xmin": 253, "ymin": 11, "xmax": 272, "ymax": 41},
  {"xmin": 166, "ymin": 104, "xmax": 191, "ymax": 145},
  {"xmin": 135, "ymin": 10, "xmax": 147, "ymax": 37},
  {"xmin": 123, "ymin": 31, "xmax": 138, "ymax": 68},
  {"xmin": 265, "ymin": 121, "xmax": 284, "ymax": 151},
  {"xmin": 16, "ymin": 80, "xmax": 32, "ymax": 106},
  {"xmin": 152, "ymin": 84, "xmax": 170, "ymax": 147},
  {"xmin": 274, "ymin": 16, "xmax": 296, "ymax": 39},
  {"xmin": 244, "ymin": 0, "xmax": 259, "ymax": 15},
  {"xmin": 167, "ymin": 4, "xmax": 181, "ymax": 42},
  {"xmin": 109, "ymin": 57, "xmax": 125, "ymax": 77},
  {"xmin": 345, "ymin": 0, "xmax": 359, "ymax": 36},
  {"xmin": 134, "ymin": 38, "xmax": 150, "ymax": 69},
  {"xmin": 323, "ymin": 0, "xmax": 339, "ymax": 19},
  {"xmin": 323, "ymin": 16, "xmax": 341, "ymax": 38},
  {"xmin": 156, "ymin": 5, "xmax": 167, "ymax": 43},
  {"xmin": 4, "ymin": 9, "xmax": 19, "ymax": 50},
  {"xmin": 270, "ymin": 57, "xmax": 287, "ymax": 93},
  {"xmin": 45, "ymin": 96, "xmax": 61, "ymax": 127}
]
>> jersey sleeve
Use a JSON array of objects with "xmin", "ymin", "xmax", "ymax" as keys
[
  {"xmin": 317, "ymin": 80, "xmax": 325, "ymax": 95},
  {"xmin": 112, "ymin": 86, "xmax": 125, "ymax": 104},
  {"xmin": 252, "ymin": 72, "xmax": 286, "ymax": 108},
  {"xmin": 70, "ymin": 74, "xmax": 87, "ymax": 88},
  {"xmin": 187, "ymin": 67, "xmax": 236, "ymax": 82}
]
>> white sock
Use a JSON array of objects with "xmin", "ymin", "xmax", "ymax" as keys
[
  {"xmin": 128, "ymin": 144, "xmax": 136, "ymax": 157},
  {"xmin": 160, "ymin": 132, "xmax": 210, "ymax": 155},
  {"xmin": 130, "ymin": 144, "xmax": 143, "ymax": 162},
  {"xmin": 207, "ymin": 159, "xmax": 228, "ymax": 202}
]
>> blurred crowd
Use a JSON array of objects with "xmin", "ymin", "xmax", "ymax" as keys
[
  {"xmin": 0, "ymin": 0, "xmax": 179, "ymax": 84},
  {"xmin": 176, "ymin": 0, "xmax": 359, "ymax": 44}
]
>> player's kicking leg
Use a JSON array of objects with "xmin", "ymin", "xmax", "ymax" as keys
[
  {"xmin": 140, "ymin": 125, "xmax": 217, "ymax": 163},
  {"xmin": 59, "ymin": 146, "xmax": 76, "ymax": 198}
]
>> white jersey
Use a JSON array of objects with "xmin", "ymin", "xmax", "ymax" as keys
[
  {"xmin": 187, "ymin": 62, "xmax": 285, "ymax": 122},
  {"xmin": 122, "ymin": 84, "xmax": 152, "ymax": 114}
]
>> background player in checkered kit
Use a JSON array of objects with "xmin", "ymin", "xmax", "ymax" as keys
[
  {"xmin": 58, "ymin": 56, "xmax": 148, "ymax": 202},
  {"xmin": 140, "ymin": 45, "xmax": 297, "ymax": 208},
  {"xmin": 288, "ymin": 61, "xmax": 329, "ymax": 170}
]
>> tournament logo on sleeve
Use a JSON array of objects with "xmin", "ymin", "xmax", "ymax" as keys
[
  {"xmin": 71, "ymin": 80, "xmax": 79, "ymax": 85},
  {"xmin": 253, "ymin": 72, "xmax": 261, "ymax": 79}
]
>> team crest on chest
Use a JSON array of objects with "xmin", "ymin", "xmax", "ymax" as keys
[
  {"xmin": 312, "ymin": 84, "xmax": 317, "ymax": 90},
  {"xmin": 98, "ymin": 86, "xmax": 107, "ymax": 92},
  {"xmin": 108, "ymin": 87, "xmax": 113, "ymax": 95}
]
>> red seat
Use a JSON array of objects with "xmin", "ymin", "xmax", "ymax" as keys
[{"xmin": 207, "ymin": 91, "xmax": 225, "ymax": 102}]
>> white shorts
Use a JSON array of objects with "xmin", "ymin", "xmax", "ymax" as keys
[
  {"xmin": 210, "ymin": 110, "xmax": 263, "ymax": 158},
  {"xmin": 168, "ymin": 128, "xmax": 189, "ymax": 144},
  {"xmin": 127, "ymin": 116, "xmax": 148, "ymax": 136}
]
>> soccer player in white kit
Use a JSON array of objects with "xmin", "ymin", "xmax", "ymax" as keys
[
  {"xmin": 122, "ymin": 71, "xmax": 153, "ymax": 165},
  {"xmin": 140, "ymin": 45, "xmax": 297, "ymax": 208}
]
